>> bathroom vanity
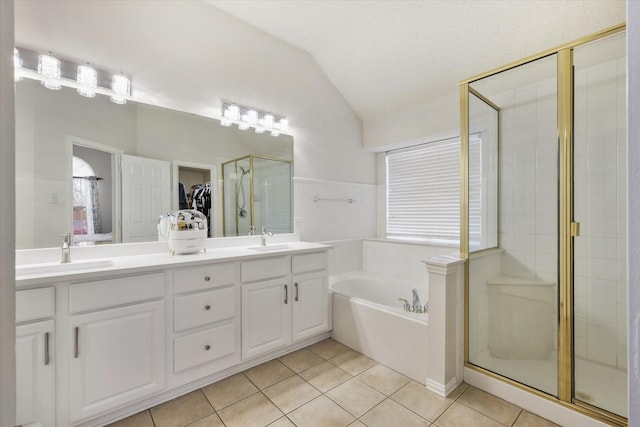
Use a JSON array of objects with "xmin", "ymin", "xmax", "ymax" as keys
[{"xmin": 15, "ymin": 242, "xmax": 330, "ymax": 427}]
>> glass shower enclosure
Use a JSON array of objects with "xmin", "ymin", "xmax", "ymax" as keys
[
  {"xmin": 461, "ymin": 26, "xmax": 627, "ymax": 425},
  {"xmin": 222, "ymin": 155, "xmax": 292, "ymax": 237}
]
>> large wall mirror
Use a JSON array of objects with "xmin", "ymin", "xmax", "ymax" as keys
[{"xmin": 15, "ymin": 79, "xmax": 293, "ymax": 249}]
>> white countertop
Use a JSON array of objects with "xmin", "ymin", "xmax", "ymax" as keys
[{"xmin": 16, "ymin": 241, "xmax": 331, "ymax": 287}]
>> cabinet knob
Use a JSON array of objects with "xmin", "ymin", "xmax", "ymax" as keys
[
  {"xmin": 204, "ymin": 275, "xmax": 211, "ymax": 282},
  {"xmin": 205, "ymin": 345, "xmax": 211, "ymax": 351},
  {"xmin": 205, "ymin": 304, "xmax": 211, "ymax": 310}
]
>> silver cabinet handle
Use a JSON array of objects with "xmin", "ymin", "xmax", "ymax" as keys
[
  {"xmin": 205, "ymin": 345, "xmax": 211, "ymax": 351},
  {"xmin": 74, "ymin": 327, "xmax": 79, "ymax": 358},
  {"xmin": 205, "ymin": 304, "xmax": 211, "ymax": 310},
  {"xmin": 295, "ymin": 282, "xmax": 299, "ymax": 302},
  {"xmin": 284, "ymin": 284, "xmax": 288, "ymax": 304},
  {"xmin": 204, "ymin": 275, "xmax": 211, "ymax": 282},
  {"xmin": 44, "ymin": 331, "xmax": 50, "ymax": 366}
]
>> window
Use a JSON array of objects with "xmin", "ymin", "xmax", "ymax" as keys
[
  {"xmin": 386, "ymin": 137, "xmax": 461, "ymax": 243},
  {"xmin": 386, "ymin": 135, "xmax": 490, "ymax": 247}
]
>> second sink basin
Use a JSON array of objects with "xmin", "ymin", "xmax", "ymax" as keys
[{"xmin": 248, "ymin": 244, "xmax": 290, "ymax": 252}]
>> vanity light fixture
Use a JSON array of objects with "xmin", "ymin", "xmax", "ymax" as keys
[
  {"xmin": 110, "ymin": 74, "xmax": 131, "ymax": 105},
  {"xmin": 77, "ymin": 64, "xmax": 98, "ymax": 98},
  {"xmin": 13, "ymin": 48, "xmax": 23, "ymax": 82},
  {"xmin": 220, "ymin": 103, "xmax": 289, "ymax": 136},
  {"xmin": 14, "ymin": 46, "xmax": 132, "ymax": 105},
  {"xmin": 38, "ymin": 52, "xmax": 62, "ymax": 90}
]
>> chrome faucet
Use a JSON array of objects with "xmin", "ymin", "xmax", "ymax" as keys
[
  {"xmin": 248, "ymin": 225, "xmax": 256, "ymax": 236},
  {"xmin": 61, "ymin": 233, "xmax": 71, "ymax": 263},
  {"xmin": 261, "ymin": 226, "xmax": 273, "ymax": 246}
]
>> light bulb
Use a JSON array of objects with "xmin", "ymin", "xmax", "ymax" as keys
[
  {"xmin": 77, "ymin": 64, "xmax": 97, "ymax": 98},
  {"xmin": 278, "ymin": 118, "xmax": 289, "ymax": 133},
  {"xmin": 263, "ymin": 114, "xmax": 274, "ymax": 130},
  {"xmin": 38, "ymin": 53, "xmax": 61, "ymax": 90},
  {"xmin": 13, "ymin": 48, "xmax": 23, "ymax": 82},
  {"xmin": 247, "ymin": 109, "xmax": 258, "ymax": 126},
  {"xmin": 110, "ymin": 74, "xmax": 130, "ymax": 104}
]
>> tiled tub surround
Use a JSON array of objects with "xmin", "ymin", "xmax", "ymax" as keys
[
  {"xmin": 15, "ymin": 237, "xmax": 333, "ymax": 427},
  {"xmin": 108, "ymin": 339, "xmax": 561, "ymax": 427}
]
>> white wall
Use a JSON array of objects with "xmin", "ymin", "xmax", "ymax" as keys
[
  {"xmin": 14, "ymin": 0, "xmax": 377, "ymax": 244},
  {"xmin": 627, "ymin": 1, "xmax": 639, "ymax": 424},
  {"xmin": 0, "ymin": 2, "xmax": 16, "ymax": 426}
]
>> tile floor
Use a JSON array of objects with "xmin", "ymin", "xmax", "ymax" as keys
[{"xmin": 108, "ymin": 339, "xmax": 560, "ymax": 427}]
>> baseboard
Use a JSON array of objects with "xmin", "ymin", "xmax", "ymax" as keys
[{"xmin": 426, "ymin": 377, "xmax": 459, "ymax": 397}]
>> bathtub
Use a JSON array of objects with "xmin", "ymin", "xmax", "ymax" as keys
[{"xmin": 329, "ymin": 271, "xmax": 429, "ymax": 383}]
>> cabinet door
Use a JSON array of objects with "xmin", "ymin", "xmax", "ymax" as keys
[
  {"xmin": 292, "ymin": 272, "xmax": 329, "ymax": 341},
  {"xmin": 69, "ymin": 300, "xmax": 166, "ymax": 423},
  {"xmin": 242, "ymin": 278, "xmax": 291, "ymax": 359},
  {"xmin": 16, "ymin": 320, "xmax": 55, "ymax": 427}
]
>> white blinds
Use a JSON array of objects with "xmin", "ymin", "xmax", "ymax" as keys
[{"xmin": 386, "ymin": 137, "xmax": 461, "ymax": 242}]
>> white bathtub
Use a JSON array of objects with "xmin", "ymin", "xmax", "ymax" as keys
[{"xmin": 329, "ymin": 271, "xmax": 429, "ymax": 383}]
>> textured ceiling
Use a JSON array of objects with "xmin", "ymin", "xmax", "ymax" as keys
[{"xmin": 206, "ymin": 0, "xmax": 625, "ymax": 119}]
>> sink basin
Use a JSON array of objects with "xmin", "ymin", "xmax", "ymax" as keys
[
  {"xmin": 248, "ymin": 244, "xmax": 290, "ymax": 252},
  {"xmin": 16, "ymin": 259, "xmax": 115, "ymax": 276}
]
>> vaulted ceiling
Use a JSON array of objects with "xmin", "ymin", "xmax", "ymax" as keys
[{"xmin": 207, "ymin": 0, "xmax": 625, "ymax": 119}]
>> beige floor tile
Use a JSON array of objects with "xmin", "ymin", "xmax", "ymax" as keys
[
  {"xmin": 107, "ymin": 410, "xmax": 154, "ymax": 427},
  {"xmin": 513, "ymin": 411, "xmax": 561, "ymax": 427},
  {"xmin": 446, "ymin": 382, "xmax": 470, "ymax": 401},
  {"xmin": 245, "ymin": 359, "xmax": 295, "ymax": 389},
  {"xmin": 150, "ymin": 390, "xmax": 214, "ymax": 427},
  {"xmin": 268, "ymin": 416, "xmax": 296, "ymax": 426},
  {"xmin": 263, "ymin": 375, "xmax": 321, "ymax": 413},
  {"xmin": 299, "ymin": 361, "xmax": 352, "ymax": 392},
  {"xmin": 348, "ymin": 421, "xmax": 367, "ymax": 427},
  {"xmin": 288, "ymin": 395, "xmax": 355, "ymax": 427},
  {"xmin": 218, "ymin": 392, "xmax": 284, "ymax": 427},
  {"xmin": 360, "ymin": 398, "xmax": 430, "ymax": 427},
  {"xmin": 434, "ymin": 402, "xmax": 504, "ymax": 427},
  {"xmin": 202, "ymin": 373, "xmax": 259, "ymax": 410},
  {"xmin": 457, "ymin": 386, "xmax": 521, "ymax": 425},
  {"xmin": 391, "ymin": 381, "xmax": 453, "ymax": 422},
  {"xmin": 357, "ymin": 364, "xmax": 411, "ymax": 396},
  {"xmin": 326, "ymin": 378, "xmax": 386, "ymax": 417},
  {"xmin": 186, "ymin": 413, "xmax": 225, "ymax": 427},
  {"xmin": 330, "ymin": 350, "xmax": 378, "ymax": 375},
  {"xmin": 308, "ymin": 338, "xmax": 350, "ymax": 359},
  {"xmin": 279, "ymin": 348, "xmax": 325, "ymax": 372}
]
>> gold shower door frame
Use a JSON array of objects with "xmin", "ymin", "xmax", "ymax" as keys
[{"xmin": 459, "ymin": 24, "xmax": 626, "ymax": 426}]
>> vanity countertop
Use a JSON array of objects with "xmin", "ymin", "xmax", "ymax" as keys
[{"xmin": 16, "ymin": 241, "xmax": 331, "ymax": 287}]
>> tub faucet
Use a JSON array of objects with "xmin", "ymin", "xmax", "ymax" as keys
[
  {"xmin": 398, "ymin": 298, "xmax": 411, "ymax": 312},
  {"xmin": 412, "ymin": 288, "xmax": 422, "ymax": 312},
  {"xmin": 261, "ymin": 226, "xmax": 273, "ymax": 246},
  {"xmin": 61, "ymin": 233, "xmax": 71, "ymax": 264}
]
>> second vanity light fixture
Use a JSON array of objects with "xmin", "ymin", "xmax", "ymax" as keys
[
  {"xmin": 220, "ymin": 103, "xmax": 289, "ymax": 136},
  {"xmin": 14, "ymin": 48, "xmax": 131, "ymax": 105}
]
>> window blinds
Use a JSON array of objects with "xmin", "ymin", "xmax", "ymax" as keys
[{"xmin": 386, "ymin": 137, "xmax": 461, "ymax": 242}]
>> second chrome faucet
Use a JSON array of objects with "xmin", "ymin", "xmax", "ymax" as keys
[{"xmin": 261, "ymin": 226, "xmax": 273, "ymax": 246}]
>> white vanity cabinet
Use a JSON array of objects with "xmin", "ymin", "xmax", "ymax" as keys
[
  {"xmin": 292, "ymin": 252, "xmax": 330, "ymax": 341},
  {"xmin": 68, "ymin": 273, "xmax": 166, "ymax": 424},
  {"xmin": 15, "ymin": 287, "xmax": 55, "ymax": 427},
  {"xmin": 171, "ymin": 263, "xmax": 241, "ymax": 385},
  {"xmin": 241, "ymin": 252, "xmax": 330, "ymax": 360}
]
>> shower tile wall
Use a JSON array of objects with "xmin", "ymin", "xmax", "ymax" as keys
[
  {"xmin": 498, "ymin": 77, "xmax": 558, "ymax": 284},
  {"xmin": 573, "ymin": 57, "xmax": 627, "ymax": 369}
]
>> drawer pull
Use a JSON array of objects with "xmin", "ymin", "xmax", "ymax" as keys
[
  {"xmin": 295, "ymin": 282, "xmax": 299, "ymax": 302},
  {"xmin": 44, "ymin": 332, "xmax": 50, "ymax": 366},
  {"xmin": 205, "ymin": 304, "xmax": 211, "ymax": 310},
  {"xmin": 74, "ymin": 327, "xmax": 79, "ymax": 358},
  {"xmin": 284, "ymin": 284, "xmax": 288, "ymax": 304},
  {"xmin": 204, "ymin": 275, "xmax": 211, "ymax": 282},
  {"xmin": 205, "ymin": 344, "xmax": 211, "ymax": 351}
]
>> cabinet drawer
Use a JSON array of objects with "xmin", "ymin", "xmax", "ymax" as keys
[
  {"xmin": 174, "ymin": 286, "xmax": 236, "ymax": 332},
  {"xmin": 70, "ymin": 273, "xmax": 165, "ymax": 313},
  {"xmin": 174, "ymin": 322, "xmax": 236, "ymax": 373},
  {"xmin": 241, "ymin": 257, "xmax": 290, "ymax": 283},
  {"xmin": 174, "ymin": 263, "xmax": 237, "ymax": 294},
  {"xmin": 292, "ymin": 252, "xmax": 327, "ymax": 274},
  {"xmin": 16, "ymin": 287, "xmax": 54, "ymax": 323}
]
